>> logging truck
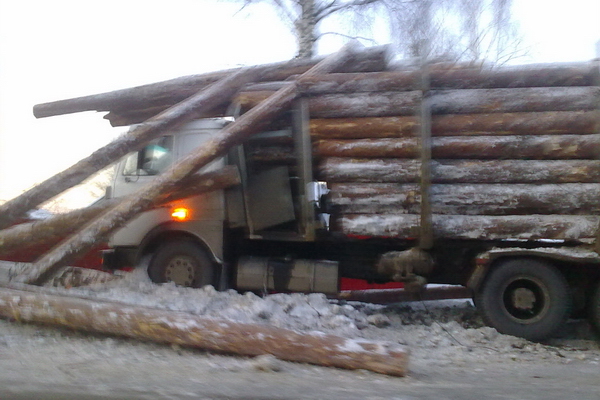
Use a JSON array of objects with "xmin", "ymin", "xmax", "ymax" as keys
[
  {"xmin": 102, "ymin": 56, "xmax": 600, "ymax": 342},
  {"xmin": 7, "ymin": 45, "xmax": 598, "ymax": 341}
]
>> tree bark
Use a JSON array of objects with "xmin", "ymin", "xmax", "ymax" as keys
[
  {"xmin": 237, "ymin": 87, "xmax": 599, "ymax": 118},
  {"xmin": 309, "ymin": 111, "xmax": 600, "ymax": 139},
  {"xmin": 319, "ymin": 158, "xmax": 600, "ymax": 183},
  {"xmin": 14, "ymin": 42, "xmax": 366, "ymax": 286},
  {"xmin": 0, "ymin": 69, "xmax": 261, "ymax": 231},
  {"xmin": 336, "ymin": 214, "xmax": 599, "ymax": 241},
  {"xmin": 33, "ymin": 46, "xmax": 389, "ymax": 119},
  {"xmin": 315, "ymin": 134, "xmax": 600, "ymax": 159},
  {"xmin": 0, "ymin": 286, "xmax": 408, "ymax": 376},
  {"xmin": 245, "ymin": 61, "xmax": 600, "ymax": 94},
  {"xmin": 0, "ymin": 166, "xmax": 240, "ymax": 257},
  {"xmin": 300, "ymin": 61, "xmax": 600, "ymax": 92},
  {"xmin": 328, "ymin": 183, "xmax": 600, "ymax": 215}
]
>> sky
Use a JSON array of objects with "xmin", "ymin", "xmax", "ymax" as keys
[{"xmin": 0, "ymin": 0, "xmax": 599, "ymax": 203}]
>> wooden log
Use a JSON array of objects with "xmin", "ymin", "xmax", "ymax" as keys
[
  {"xmin": 0, "ymin": 167, "xmax": 240, "ymax": 257},
  {"xmin": 336, "ymin": 214, "xmax": 599, "ymax": 241},
  {"xmin": 0, "ymin": 286, "xmax": 408, "ymax": 376},
  {"xmin": 337, "ymin": 286, "xmax": 472, "ymax": 304},
  {"xmin": 246, "ymin": 145, "xmax": 296, "ymax": 164},
  {"xmin": 315, "ymin": 134, "xmax": 600, "ymax": 159},
  {"xmin": 104, "ymin": 103, "xmax": 229, "ymax": 127},
  {"xmin": 245, "ymin": 61, "xmax": 600, "ymax": 94},
  {"xmin": 33, "ymin": 45, "xmax": 389, "ymax": 119},
  {"xmin": 0, "ymin": 69, "xmax": 260, "ymax": 231},
  {"xmin": 426, "ymin": 61, "xmax": 600, "ymax": 89},
  {"xmin": 430, "ymin": 87, "xmax": 600, "ymax": 115},
  {"xmin": 15, "ymin": 41, "xmax": 365, "ymax": 286},
  {"xmin": 319, "ymin": 158, "xmax": 600, "ymax": 183},
  {"xmin": 309, "ymin": 111, "xmax": 600, "ymax": 139},
  {"xmin": 328, "ymin": 183, "xmax": 600, "ymax": 215},
  {"xmin": 238, "ymin": 87, "xmax": 599, "ymax": 118}
]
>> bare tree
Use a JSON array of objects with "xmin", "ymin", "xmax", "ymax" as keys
[
  {"xmin": 231, "ymin": 0, "xmax": 380, "ymax": 58},
  {"xmin": 229, "ymin": 0, "xmax": 523, "ymax": 64},
  {"xmin": 386, "ymin": 0, "xmax": 524, "ymax": 64}
]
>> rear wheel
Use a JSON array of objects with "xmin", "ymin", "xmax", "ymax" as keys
[
  {"xmin": 475, "ymin": 258, "xmax": 571, "ymax": 341},
  {"xmin": 148, "ymin": 241, "xmax": 214, "ymax": 288}
]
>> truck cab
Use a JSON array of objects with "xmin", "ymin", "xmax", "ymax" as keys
[{"xmin": 105, "ymin": 119, "xmax": 230, "ymax": 287}]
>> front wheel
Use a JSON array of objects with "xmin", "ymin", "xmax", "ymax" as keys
[
  {"xmin": 475, "ymin": 258, "xmax": 571, "ymax": 341},
  {"xmin": 148, "ymin": 240, "xmax": 215, "ymax": 288}
]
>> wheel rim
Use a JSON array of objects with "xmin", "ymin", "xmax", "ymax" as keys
[
  {"xmin": 164, "ymin": 255, "xmax": 196, "ymax": 286},
  {"xmin": 501, "ymin": 276, "xmax": 550, "ymax": 324}
]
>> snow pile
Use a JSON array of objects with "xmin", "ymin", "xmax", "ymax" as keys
[{"xmin": 64, "ymin": 267, "xmax": 599, "ymax": 366}]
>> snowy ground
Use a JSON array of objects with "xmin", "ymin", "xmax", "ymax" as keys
[{"xmin": 1, "ymin": 267, "xmax": 599, "ymax": 399}]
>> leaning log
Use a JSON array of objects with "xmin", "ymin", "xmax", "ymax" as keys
[
  {"xmin": 0, "ymin": 286, "xmax": 408, "ymax": 376},
  {"xmin": 15, "ymin": 42, "xmax": 365, "ymax": 285},
  {"xmin": 309, "ymin": 111, "xmax": 600, "ymax": 139},
  {"xmin": 328, "ymin": 183, "xmax": 600, "ymax": 215},
  {"xmin": 315, "ymin": 134, "xmax": 600, "ymax": 159},
  {"xmin": 319, "ymin": 158, "xmax": 600, "ymax": 183},
  {"xmin": 0, "ymin": 166, "xmax": 240, "ymax": 257},
  {"xmin": 238, "ymin": 87, "xmax": 599, "ymax": 118},
  {"xmin": 336, "ymin": 214, "xmax": 599, "ymax": 241},
  {"xmin": 0, "ymin": 69, "xmax": 260, "ymax": 231},
  {"xmin": 33, "ymin": 45, "xmax": 389, "ymax": 119}
]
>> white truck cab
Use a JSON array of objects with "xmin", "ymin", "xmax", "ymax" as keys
[{"xmin": 105, "ymin": 119, "xmax": 231, "ymax": 287}]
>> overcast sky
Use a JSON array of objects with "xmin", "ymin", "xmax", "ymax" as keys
[{"xmin": 0, "ymin": 0, "xmax": 599, "ymax": 203}]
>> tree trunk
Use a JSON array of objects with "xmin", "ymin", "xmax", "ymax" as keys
[
  {"xmin": 237, "ymin": 87, "xmax": 599, "ymax": 118},
  {"xmin": 336, "ymin": 214, "xmax": 599, "ymax": 241},
  {"xmin": 33, "ymin": 46, "xmax": 389, "ymax": 120},
  {"xmin": 309, "ymin": 111, "xmax": 600, "ymax": 139},
  {"xmin": 315, "ymin": 134, "xmax": 600, "ymax": 159},
  {"xmin": 0, "ymin": 166, "xmax": 240, "ymax": 257},
  {"xmin": 297, "ymin": 61, "xmax": 600, "ymax": 93},
  {"xmin": 328, "ymin": 183, "xmax": 600, "ymax": 215},
  {"xmin": 0, "ymin": 285, "xmax": 408, "ymax": 376},
  {"xmin": 0, "ymin": 69, "xmax": 260, "ymax": 231},
  {"xmin": 319, "ymin": 158, "xmax": 600, "ymax": 183},
  {"xmin": 13, "ymin": 42, "xmax": 365, "ymax": 286}
]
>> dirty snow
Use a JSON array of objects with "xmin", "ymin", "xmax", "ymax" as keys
[
  {"xmin": 30, "ymin": 264, "xmax": 599, "ymax": 369},
  {"xmin": 1, "ymin": 264, "xmax": 600, "ymax": 399}
]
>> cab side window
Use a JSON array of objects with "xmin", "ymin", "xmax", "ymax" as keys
[{"xmin": 122, "ymin": 136, "xmax": 173, "ymax": 176}]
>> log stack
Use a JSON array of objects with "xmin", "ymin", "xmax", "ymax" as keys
[
  {"xmin": 322, "ymin": 63, "xmax": 600, "ymax": 241},
  {"xmin": 239, "ymin": 61, "xmax": 600, "ymax": 241}
]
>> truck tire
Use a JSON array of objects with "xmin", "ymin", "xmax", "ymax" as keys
[
  {"xmin": 474, "ymin": 258, "xmax": 571, "ymax": 341},
  {"xmin": 588, "ymin": 280, "xmax": 600, "ymax": 333},
  {"xmin": 148, "ymin": 241, "xmax": 214, "ymax": 288}
]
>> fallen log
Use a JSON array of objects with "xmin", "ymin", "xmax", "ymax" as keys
[
  {"xmin": 0, "ymin": 166, "xmax": 240, "ymax": 256},
  {"xmin": 0, "ymin": 285, "xmax": 408, "ymax": 376},
  {"xmin": 33, "ymin": 45, "xmax": 389, "ymax": 120},
  {"xmin": 0, "ymin": 69, "xmax": 260, "ymax": 231},
  {"xmin": 315, "ymin": 134, "xmax": 600, "ymax": 159},
  {"xmin": 309, "ymin": 111, "xmax": 600, "ymax": 139},
  {"xmin": 238, "ymin": 87, "xmax": 599, "ymax": 118},
  {"xmin": 15, "ymin": 42, "xmax": 365, "ymax": 286},
  {"xmin": 328, "ymin": 183, "xmax": 600, "ymax": 215},
  {"xmin": 336, "ymin": 214, "xmax": 599, "ymax": 241},
  {"xmin": 319, "ymin": 158, "xmax": 600, "ymax": 183}
]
